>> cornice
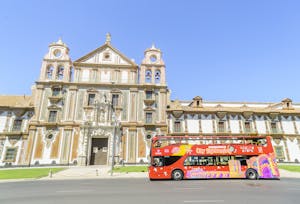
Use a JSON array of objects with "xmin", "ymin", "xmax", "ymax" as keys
[
  {"xmin": 0, "ymin": 106, "xmax": 34, "ymax": 110},
  {"xmin": 35, "ymin": 80, "xmax": 168, "ymax": 90},
  {"xmin": 141, "ymin": 63, "xmax": 165, "ymax": 68},
  {"xmin": 74, "ymin": 43, "xmax": 138, "ymax": 67},
  {"xmin": 0, "ymin": 132, "xmax": 29, "ymax": 136},
  {"xmin": 73, "ymin": 62, "xmax": 138, "ymax": 69},
  {"xmin": 166, "ymin": 106, "xmax": 300, "ymax": 115},
  {"xmin": 28, "ymin": 121, "xmax": 80, "ymax": 128},
  {"xmin": 121, "ymin": 122, "xmax": 167, "ymax": 128},
  {"xmin": 44, "ymin": 59, "xmax": 72, "ymax": 63}
]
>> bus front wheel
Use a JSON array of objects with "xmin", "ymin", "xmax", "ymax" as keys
[
  {"xmin": 246, "ymin": 169, "xmax": 258, "ymax": 180},
  {"xmin": 172, "ymin": 170, "xmax": 183, "ymax": 181}
]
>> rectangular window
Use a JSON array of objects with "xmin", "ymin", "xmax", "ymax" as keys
[
  {"xmin": 112, "ymin": 94, "xmax": 119, "ymax": 107},
  {"xmin": 217, "ymin": 156, "xmax": 231, "ymax": 166},
  {"xmin": 218, "ymin": 121, "xmax": 225, "ymax": 132},
  {"xmin": 52, "ymin": 87, "xmax": 61, "ymax": 96},
  {"xmin": 146, "ymin": 113, "xmax": 152, "ymax": 124},
  {"xmin": 274, "ymin": 146, "xmax": 285, "ymax": 159},
  {"xmin": 12, "ymin": 119, "xmax": 22, "ymax": 131},
  {"xmin": 174, "ymin": 121, "xmax": 181, "ymax": 132},
  {"xmin": 271, "ymin": 122, "xmax": 277, "ymax": 133},
  {"xmin": 244, "ymin": 121, "xmax": 251, "ymax": 132},
  {"xmin": 146, "ymin": 91, "xmax": 152, "ymax": 100},
  {"xmin": 184, "ymin": 156, "xmax": 215, "ymax": 166},
  {"xmin": 88, "ymin": 94, "xmax": 95, "ymax": 106},
  {"xmin": 48, "ymin": 111, "xmax": 57, "ymax": 122},
  {"xmin": 4, "ymin": 148, "xmax": 17, "ymax": 161}
]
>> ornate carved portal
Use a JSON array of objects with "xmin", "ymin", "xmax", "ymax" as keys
[{"xmin": 85, "ymin": 125, "xmax": 114, "ymax": 166}]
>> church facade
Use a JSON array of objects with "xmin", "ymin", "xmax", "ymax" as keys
[
  {"xmin": 0, "ymin": 34, "xmax": 299, "ymax": 167},
  {"xmin": 0, "ymin": 34, "xmax": 169, "ymax": 166}
]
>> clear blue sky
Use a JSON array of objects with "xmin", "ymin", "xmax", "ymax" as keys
[{"xmin": 0, "ymin": 0, "xmax": 300, "ymax": 103}]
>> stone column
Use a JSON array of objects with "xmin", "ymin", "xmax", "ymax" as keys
[
  {"xmin": 227, "ymin": 114, "xmax": 231, "ymax": 133},
  {"xmin": 198, "ymin": 114, "xmax": 202, "ymax": 134},
  {"xmin": 184, "ymin": 114, "xmax": 188, "ymax": 134},
  {"xmin": 292, "ymin": 116, "xmax": 299, "ymax": 134},
  {"xmin": 283, "ymin": 137, "xmax": 291, "ymax": 162},
  {"xmin": 212, "ymin": 115, "xmax": 216, "ymax": 134},
  {"xmin": 129, "ymin": 88, "xmax": 138, "ymax": 122},
  {"xmin": 4, "ymin": 111, "xmax": 12, "ymax": 132}
]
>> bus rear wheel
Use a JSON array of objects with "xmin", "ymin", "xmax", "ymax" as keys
[
  {"xmin": 246, "ymin": 169, "xmax": 258, "ymax": 180},
  {"xmin": 172, "ymin": 170, "xmax": 183, "ymax": 181}
]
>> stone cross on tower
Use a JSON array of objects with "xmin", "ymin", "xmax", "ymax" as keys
[{"xmin": 105, "ymin": 33, "xmax": 111, "ymax": 44}]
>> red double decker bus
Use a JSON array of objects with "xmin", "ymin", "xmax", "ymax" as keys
[{"xmin": 148, "ymin": 135, "xmax": 280, "ymax": 180}]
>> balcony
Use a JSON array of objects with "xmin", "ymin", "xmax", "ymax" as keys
[
  {"xmin": 49, "ymin": 94, "xmax": 63, "ymax": 103},
  {"xmin": 244, "ymin": 128, "xmax": 258, "ymax": 135},
  {"xmin": 144, "ymin": 99, "xmax": 155, "ymax": 106},
  {"xmin": 217, "ymin": 127, "xmax": 227, "ymax": 133}
]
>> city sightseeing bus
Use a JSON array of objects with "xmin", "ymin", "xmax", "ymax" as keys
[{"xmin": 148, "ymin": 135, "xmax": 280, "ymax": 180}]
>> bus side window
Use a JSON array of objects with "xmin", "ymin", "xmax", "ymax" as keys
[
  {"xmin": 257, "ymin": 139, "xmax": 266, "ymax": 146},
  {"xmin": 219, "ymin": 156, "xmax": 229, "ymax": 165},
  {"xmin": 184, "ymin": 156, "xmax": 200, "ymax": 166},
  {"xmin": 240, "ymin": 160, "xmax": 247, "ymax": 166}
]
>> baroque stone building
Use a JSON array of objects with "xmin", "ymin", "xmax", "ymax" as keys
[
  {"xmin": 0, "ymin": 34, "xmax": 300, "ymax": 167},
  {"xmin": 0, "ymin": 96, "xmax": 34, "ymax": 166},
  {"xmin": 167, "ymin": 97, "xmax": 300, "ymax": 162},
  {"xmin": 0, "ymin": 34, "xmax": 169, "ymax": 166}
]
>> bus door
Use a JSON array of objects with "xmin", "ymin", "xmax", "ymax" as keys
[{"xmin": 228, "ymin": 156, "xmax": 247, "ymax": 178}]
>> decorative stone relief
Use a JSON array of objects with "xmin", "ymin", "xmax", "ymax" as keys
[
  {"xmin": 216, "ymin": 111, "xmax": 227, "ymax": 120},
  {"xmin": 273, "ymin": 138, "xmax": 281, "ymax": 145},
  {"xmin": 44, "ymin": 129, "xmax": 58, "ymax": 148},
  {"xmin": 172, "ymin": 110, "xmax": 183, "ymax": 119},
  {"xmin": 243, "ymin": 111, "xmax": 253, "ymax": 120},
  {"xmin": 8, "ymin": 136, "xmax": 21, "ymax": 146},
  {"xmin": 269, "ymin": 112, "xmax": 279, "ymax": 120}
]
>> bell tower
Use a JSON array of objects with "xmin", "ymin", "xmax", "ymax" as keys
[
  {"xmin": 140, "ymin": 44, "xmax": 166, "ymax": 85},
  {"xmin": 39, "ymin": 38, "xmax": 72, "ymax": 82}
]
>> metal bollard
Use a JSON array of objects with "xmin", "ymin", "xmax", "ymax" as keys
[{"xmin": 96, "ymin": 169, "xmax": 99, "ymax": 176}]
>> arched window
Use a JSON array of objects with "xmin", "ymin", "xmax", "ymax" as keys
[
  {"xmin": 46, "ymin": 66, "xmax": 54, "ymax": 79},
  {"xmin": 145, "ymin": 70, "xmax": 152, "ymax": 83},
  {"xmin": 57, "ymin": 66, "xmax": 64, "ymax": 80},
  {"xmin": 155, "ymin": 70, "xmax": 161, "ymax": 84}
]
